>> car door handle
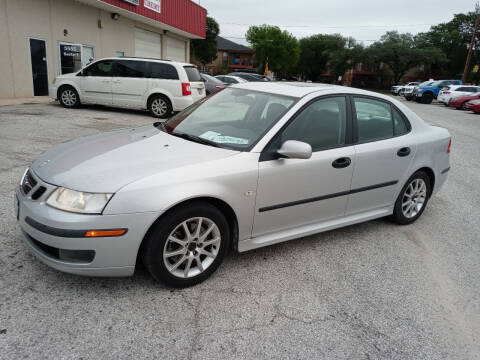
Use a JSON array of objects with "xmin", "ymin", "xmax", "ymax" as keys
[
  {"xmin": 332, "ymin": 157, "xmax": 351, "ymax": 169},
  {"xmin": 397, "ymin": 147, "xmax": 411, "ymax": 157}
]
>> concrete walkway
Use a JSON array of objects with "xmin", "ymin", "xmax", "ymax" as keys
[{"xmin": 0, "ymin": 96, "xmax": 53, "ymax": 106}]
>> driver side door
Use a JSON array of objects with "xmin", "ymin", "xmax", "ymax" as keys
[{"xmin": 252, "ymin": 96, "xmax": 355, "ymax": 238}]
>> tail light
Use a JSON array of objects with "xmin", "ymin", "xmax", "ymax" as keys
[
  {"xmin": 444, "ymin": 91, "xmax": 451, "ymax": 94},
  {"xmin": 215, "ymin": 85, "xmax": 225, "ymax": 90},
  {"xmin": 446, "ymin": 138, "xmax": 452, "ymax": 154},
  {"xmin": 182, "ymin": 82, "xmax": 191, "ymax": 96}
]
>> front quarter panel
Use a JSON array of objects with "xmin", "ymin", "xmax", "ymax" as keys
[{"xmin": 104, "ymin": 152, "xmax": 260, "ymax": 242}]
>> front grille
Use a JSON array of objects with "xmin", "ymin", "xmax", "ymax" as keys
[
  {"xmin": 21, "ymin": 169, "xmax": 37, "ymax": 194},
  {"xmin": 31, "ymin": 186, "xmax": 47, "ymax": 200}
]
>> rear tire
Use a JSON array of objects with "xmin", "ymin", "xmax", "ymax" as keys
[
  {"xmin": 148, "ymin": 94, "xmax": 172, "ymax": 119},
  {"xmin": 421, "ymin": 93, "xmax": 433, "ymax": 104},
  {"xmin": 391, "ymin": 171, "xmax": 431, "ymax": 225},
  {"xmin": 142, "ymin": 202, "xmax": 230, "ymax": 288},
  {"xmin": 461, "ymin": 102, "xmax": 468, "ymax": 110},
  {"xmin": 58, "ymin": 86, "xmax": 80, "ymax": 108}
]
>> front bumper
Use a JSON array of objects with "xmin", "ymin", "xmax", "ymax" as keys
[{"xmin": 16, "ymin": 174, "xmax": 160, "ymax": 277}]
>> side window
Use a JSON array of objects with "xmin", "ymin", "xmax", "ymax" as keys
[
  {"xmin": 113, "ymin": 60, "xmax": 146, "ymax": 78},
  {"xmin": 149, "ymin": 63, "xmax": 179, "ymax": 80},
  {"xmin": 280, "ymin": 97, "xmax": 347, "ymax": 152},
  {"xmin": 354, "ymin": 97, "xmax": 393, "ymax": 142},
  {"xmin": 393, "ymin": 108, "xmax": 409, "ymax": 136},
  {"xmin": 84, "ymin": 60, "xmax": 113, "ymax": 77}
]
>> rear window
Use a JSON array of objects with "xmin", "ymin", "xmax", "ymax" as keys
[
  {"xmin": 150, "ymin": 62, "xmax": 179, "ymax": 80},
  {"xmin": 183, "ymin": 66, "xmax": 202, "ymax": 82}
]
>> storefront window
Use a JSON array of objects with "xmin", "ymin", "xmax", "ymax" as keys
[{"xmin": 59, "ymin": 43, "xmax": 95, "ymax": 74}]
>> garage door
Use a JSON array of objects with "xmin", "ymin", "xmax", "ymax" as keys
[
  {"xmin": 135, "ymin": 28, "xmax": 161, "ymax": 59},
  {"xmin": 166, "ymin": 37, "xmax": 186, "ymax": 62}
]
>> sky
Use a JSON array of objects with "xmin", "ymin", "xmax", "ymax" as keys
[{"xmin": 196, "ymin": 0, "xmax": 477, "ymax": 45}]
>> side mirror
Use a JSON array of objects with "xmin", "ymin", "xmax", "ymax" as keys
[{"xmin": 277, "ymin": 140, "xmax": 312, "ymax": 160}]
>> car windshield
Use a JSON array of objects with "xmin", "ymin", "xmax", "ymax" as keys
[
  {"xmin": 419, "ymin": 81, "xmax": 433, "ymax": 87},
  {"xmin": 430, "ymin": 81, "xmax": 444, "ymax": 87},
  {"xmin": 163, "ymin": 88, "xmax": 297, "ymax": 151}
]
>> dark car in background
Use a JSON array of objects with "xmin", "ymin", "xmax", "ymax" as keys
[
  {"xmin": 200, "ymin": 73, "xmax": 226, "ymax": 95},
  {"xmin": 228, "ymin": 72, "xmax": 269, "ymax": 82}
]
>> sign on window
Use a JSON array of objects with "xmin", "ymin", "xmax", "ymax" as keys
[
  {"xmin": 144, "ymin": 0, "xmax": 161, "ymax": 13},
  {"xmin": 59, "ymin": 44, "xmax": 82, "ymax": 74}
]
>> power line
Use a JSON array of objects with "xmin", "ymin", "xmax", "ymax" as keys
[
  {"xmin": 220, "ymin": 22, "xmax": 434, "ymax": 29},
  {"xmin": 222, "ymin": 36, "xmax": 378, "ymax": 42}
]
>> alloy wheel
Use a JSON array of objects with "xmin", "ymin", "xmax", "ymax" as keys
[
  {"xmin": 401, "ymin": 178, "xmax": 427, "ymax": 219},
  {"xmin": 61, "ymin": 90, "xmax": 77, "ymax": 106},
  {"xmin": 163, "ymin": 217, "xmax": 221, "ymax": 279},
  {"xmin": 151, "ymin": 98, "xmax": 168, "ymax": 116}
]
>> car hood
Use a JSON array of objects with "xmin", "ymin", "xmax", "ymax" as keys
[{"xmin": 31, "ymin": 125, "xmax": 239, "ymax": 193}]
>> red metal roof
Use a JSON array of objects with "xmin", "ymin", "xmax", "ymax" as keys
[{"xmin": 99, "ymin": 0, "xmax": 206, "ymax": 38}]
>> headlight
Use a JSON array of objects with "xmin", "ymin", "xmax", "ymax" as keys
[{"xmin": 46, "ymin": 187, "xmax": 112, "ymax": 214}]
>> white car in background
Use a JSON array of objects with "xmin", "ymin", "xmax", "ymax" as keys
[
  {"xmin": 438, "ymin": 85, "xmax": 480, "ymax": 105},
  {"xmin": 214, "ymin": 75, "xmax": 248, "ymax": 85},
  {"xmin": 399, "ymin": 82, "xmax": 420, "ymax": 97},
  {"xmin": 50, "ymin": 57, "xmax": 206, "ymax": 118}
]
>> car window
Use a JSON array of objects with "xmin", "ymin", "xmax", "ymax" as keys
[
  {"xmin": 150, "ymin": 62, "xmax": 179, "ymax": 80},
  {"xmin": 354, "ymin": 97, "xmax": 393, "ymax": 143},
  {"xmin": 215, "ymin": 76, "xmax": 225, "ymax": 82},
  {"xmin": 223, "ymin": 77, "xmax": 235, "ymax": 84},
  {"xmin": 113, "ymin": 60, "xmax": 146, "ymax": 78},
  {"xmin": 183, "ymin": 66, "xmax": 202, "ymax": 82},
  {"xmin": 84, "ymin": 60, "xmax": 113, "ymax": 77},
  {"xmin": 393, "ymin": 108, "xmax": 409, "ymax": 136},
  {"xmin": 280, "ymin": 96, "xmax": 347, "ymax": 152},
  {"xmin": 164, "ymin": 88, "xmax": 296, "ymax": 150}
]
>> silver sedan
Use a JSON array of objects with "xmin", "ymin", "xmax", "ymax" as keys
[{"xmin": 16, "ymin": 82, "xmax": 451, "ymax": 287}]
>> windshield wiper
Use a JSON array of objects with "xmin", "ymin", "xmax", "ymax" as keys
[{"xmin": 170, "ymin": 132, "xmax": 221, "ymax": 148}]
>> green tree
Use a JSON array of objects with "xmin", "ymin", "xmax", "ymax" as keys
[
  {"xmin": 191, "ymin": 17, "xmax": 220, "ymax": 66},
  {"xmin": 368, "ymin": 31, "xmax": 446, "ymax": 83},
  {"xmin": 415, "ymin": 12, "xmax": 479, "ymax": 77},
  {"xmin": 246, "ymin": 25, "xmax": 300, "ymax": 77}
]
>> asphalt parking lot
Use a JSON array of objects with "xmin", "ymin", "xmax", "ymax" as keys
[{"xmin": 0, "ymin": 99, "xmax": 479, "ymax": 360}]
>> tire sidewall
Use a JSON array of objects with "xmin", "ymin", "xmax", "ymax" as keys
[
  {"xmin": 422, "ymin": 93, "xmax": 433, "ymax": 104},
  {"xmin": 59, "ymin": 86, "xmax": 80, "ymax": 108},
  {"xmin": 148, "ymin": 95, "xmax": 172, "ymax": 119},
  {"xmin": 143, "ymin": 202, "xmax": 230, "ymax": 288},
  {"xmin": 393, "ymin": 171, "xmax": 431, "ymax": 225}
]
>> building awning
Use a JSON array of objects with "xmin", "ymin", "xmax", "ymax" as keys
[{"xmin": 77, "ymin": 0, "xmax": 206, "ymax": 39}]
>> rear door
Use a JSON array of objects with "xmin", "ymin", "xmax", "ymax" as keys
[
  {"xmin": 111, "ymin": 60, "xmax": 148, "ymax": 108},
  {"xmin": 80, "ymin": 60, "xmax": 113, "ymax": 105},
  {"xmin": 346, "ymin": 96, "xmax": 416, "ymax": 215},
  {"xmin": 183, "ymin": 66, "xmax": 205, "ymax": 101}
]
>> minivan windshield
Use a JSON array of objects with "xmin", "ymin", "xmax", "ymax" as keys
[{"xmin": 163, "ymin": 88, "xmax": 297, "ymax": 150}]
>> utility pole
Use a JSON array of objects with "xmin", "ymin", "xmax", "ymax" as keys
[{"xmin": 462, "ymin": 2, "xmax": 480, "ymax": 84}]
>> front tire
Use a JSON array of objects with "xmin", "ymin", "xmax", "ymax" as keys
[
  {"xmin": 142, "ymin": 202, "xmax": 230, "ymax": 288},
  {"xmin": 148, "ymin": 95, "xmax": 172, "ymax": 119},
  {"xmin": 391, "ymin": 171, "xmax": 431, "ymax": 225},
  {"xmin": 58, "ymin": 86, "xmax": 80, "ymax": 108}
]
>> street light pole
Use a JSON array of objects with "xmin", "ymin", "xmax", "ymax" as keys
[{"xmin": 462, "ymin": 2, "xmax": 480, "ymax": 84}]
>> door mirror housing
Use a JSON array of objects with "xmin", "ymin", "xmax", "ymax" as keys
[{"xmin": 277, "ymin": 140, "xmax": 312, "ymax": 160}]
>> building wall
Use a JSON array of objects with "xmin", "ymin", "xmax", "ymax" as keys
[{"xmin": 0, "ymin": 0, "xmax": 193, "ymax": 98}]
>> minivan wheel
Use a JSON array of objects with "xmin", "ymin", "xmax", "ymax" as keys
[
  {"xmin": 391, "ymin": 171, "xmax": 431, "ymax": 225},
  {"xmin": 148, "ymin": 95, "xmax": 172, "ymax": 118},
  {"xmin": 142, "ymin": 202, "xmax": 229, "ymax": 288},
  {"xmin": 421, "ymin": 93, "xmax": 433, "ymax": 104},
  {"xmin": 59, "ymin": 86, "xmax": 80, "ymax": 108}
]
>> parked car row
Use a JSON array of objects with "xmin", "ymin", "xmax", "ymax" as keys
[{"xmin": 395, "ymin": 78, "xmax": 480, "ymax": 113}]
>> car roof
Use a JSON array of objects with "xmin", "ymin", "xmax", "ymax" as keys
[
  {"xmin": 231, "ymin": 81, "xmax": 345, "ymax": 98},
  {"xmin": 101, "ymin": 57, "xmax": 194, "ymax": 67}
]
